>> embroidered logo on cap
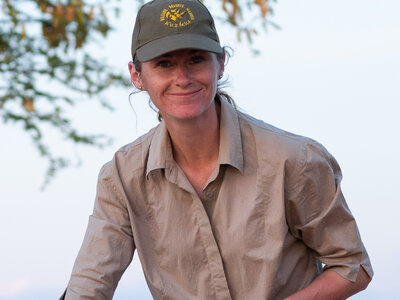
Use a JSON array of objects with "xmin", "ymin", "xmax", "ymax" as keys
[{"xmin": 160, "ymin": 3, "xmax": 195, "ymax": 28}]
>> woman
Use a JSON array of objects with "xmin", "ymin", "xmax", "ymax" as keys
[{"xmin": 62, "ymin": 0, "xmax": 373, "ymax": 299}]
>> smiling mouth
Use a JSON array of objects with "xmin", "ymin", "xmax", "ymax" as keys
[{"xmin": 168, "ymin": 89, "xmax": 202, "ymax": 97}]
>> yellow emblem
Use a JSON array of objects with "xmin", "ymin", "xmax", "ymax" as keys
[
  {"xmin": 166, "ymin": 9, "xmax": 186, "ymax": 21},
  {"xmin": 160, "ymin": 3, "xmax": 195, "ymax": 28}
]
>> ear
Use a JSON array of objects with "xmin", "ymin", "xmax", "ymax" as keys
[{"xmin": 128, "ymin": 61, "xmax": 143, "ymax": 90}]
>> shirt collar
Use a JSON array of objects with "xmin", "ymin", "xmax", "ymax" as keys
[
  {"xmin": 218, "ymin": 98, "xmax": 243, "ymax": 173},
  {"xmin": 146, "ymin": 98, "xmax": 244, "ymax": 176},
  {"xmin": 146, "ymin": 121, "xmax": 174, "ymax": 176}
]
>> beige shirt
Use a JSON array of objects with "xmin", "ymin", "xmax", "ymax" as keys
[{"xmin": 64, "ymin": 99, "xmax": 373, "ymax": 300}]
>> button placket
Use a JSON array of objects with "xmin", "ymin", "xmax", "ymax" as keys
[{"xmin": 192, "ymin": 193, "xmax": 232, "ymax": 300}]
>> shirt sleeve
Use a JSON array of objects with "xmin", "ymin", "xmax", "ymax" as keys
[
  {"xmin": 65, "ymin": 161, "xmax": 135, "ymax": 299},
  {"xmin": 285, "ymin": 140, "xmax": 373, "ymax": 282}
]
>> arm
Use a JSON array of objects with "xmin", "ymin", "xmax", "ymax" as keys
[
  {"xmin": 285, "ymin": 267, "xmax": 371, "ymax": 300},
  {"xmin": 64, "ymin": 162, "xmax": 135, "ymax": 299},
  {"xmin": 286, "ymin": 141, "xmax": 373, "ymax": 299}
]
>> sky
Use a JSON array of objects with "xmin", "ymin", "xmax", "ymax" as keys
[{"xmin": 1, "ymin": 0, "xmax": 399, "ymax": 299}]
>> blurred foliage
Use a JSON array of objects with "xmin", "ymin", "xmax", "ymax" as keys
[
  {"xmin": 0, "ymin": 0, "xmax": 129, "ymax": 188},
  {"xmin": 215, "ymin": 0, "xmax": 280, "ymax": 53},
  {"xmin": 0, "ymin": 0, "xmax": 277, "ymax": 189}
]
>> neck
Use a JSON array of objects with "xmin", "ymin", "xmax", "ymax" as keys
[
  {"xmin": 165, "ymin": 101, "xmax": 220, "ymax": 167},
  {"xmin": 163, "ymin": 101, "xmax": 221, "ymax": 196}
]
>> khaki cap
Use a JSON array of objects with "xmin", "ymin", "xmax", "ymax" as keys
[{"xmin": 131, "ymin": 0, "xmax": 222, "ymax": 62}]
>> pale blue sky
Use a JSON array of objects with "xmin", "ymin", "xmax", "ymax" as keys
[{"xmin": 1, "ymin": 0, "xmax": 399, "ymax": 299}]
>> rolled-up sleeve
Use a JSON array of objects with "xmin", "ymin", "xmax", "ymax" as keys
[
  {"xmin": 286, "ymin": 141, "xmax": 373, "ymax": 282},
  {"xmin": 65, "ymin": 161, "xmax": 135, "ymax": 299}
]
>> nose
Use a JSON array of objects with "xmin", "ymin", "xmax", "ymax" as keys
[{"xmin": 174, "ymin": 63, "xmax": 192, "ymax": 87}]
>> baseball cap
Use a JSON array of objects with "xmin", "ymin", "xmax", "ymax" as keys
[{"xmin": 131, "ymin": 0, "xmax": 222, "ymax": 62}]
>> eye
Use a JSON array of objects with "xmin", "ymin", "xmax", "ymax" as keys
[
  {"xmin": 191, "ymin": 55, "xmax": 205, "ymax": 64},
  {"xmin": 156, "ymin": 60, "xmax": 171, "ymax": 68}
]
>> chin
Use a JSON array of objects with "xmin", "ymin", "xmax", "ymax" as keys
[{"xmin": 162, "ymin": 100, "xmax": 216, "ymax": 122}]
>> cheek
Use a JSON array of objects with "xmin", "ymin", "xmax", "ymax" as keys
[
  {"xmin": 141, "ymin": 74, "xmax": 162, "ymax": 96},
  {"xmin": 140, "ymin": 64, "xmax": 160, "ymax": 91},
  {"xmin": 206, "ymin": 71, "xmax": 219, "ymax": 90}
]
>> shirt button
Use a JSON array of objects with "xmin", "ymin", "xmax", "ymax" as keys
[{"xmin": 204, "ymin": 190, "xmax": 214, "ymax": 199}]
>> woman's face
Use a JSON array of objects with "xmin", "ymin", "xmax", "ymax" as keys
[{"xmin": 129, "ymin": 49, "xmax": 224, "ymax": 123}]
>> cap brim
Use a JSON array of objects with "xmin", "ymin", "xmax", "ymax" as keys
[{"xmin": 136, "ymin": 33, "xmax": 222, "ymax": 62}]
